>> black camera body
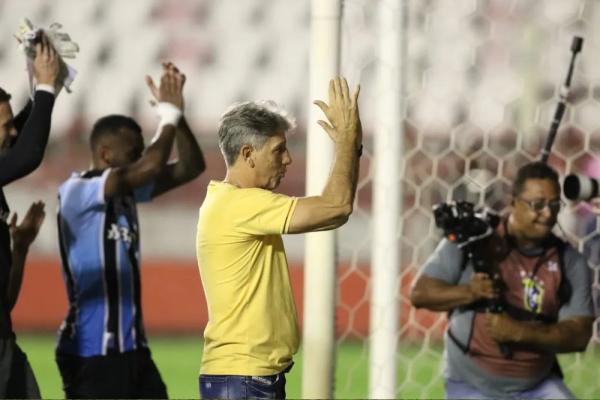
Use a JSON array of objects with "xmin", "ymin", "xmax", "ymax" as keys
[
  {"xmin": 433, "ymin": 201, "xmax": 504, "ymax": 308},
  {"xmin": 433, "ymin": 201, "xmax": 500, "ymax": 248},
  {"xmin": 433, "ymin": 200, "xmax": 501, "ymax": 274}
]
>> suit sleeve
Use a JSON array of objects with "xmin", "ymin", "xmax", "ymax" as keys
[
  {"xmin": 13, "ymin": 100, "xmax": 33, "ymax": 132},
  {"xmin": 0, "ymin": 90, "xmax": 55, "ymax": 186}
]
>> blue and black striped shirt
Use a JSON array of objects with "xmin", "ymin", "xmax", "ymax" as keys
[{"xmin": 56, "ymin": 169, "xmax": 153, "ymax": 357}]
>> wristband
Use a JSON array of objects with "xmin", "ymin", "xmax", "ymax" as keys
[
  {"xmin": 35, "ymin": 84, "xmax": 55, "ymax": 95},
  {"xmin": 157, "ymin": 102, "xmax": 182, "ymax": 130}
]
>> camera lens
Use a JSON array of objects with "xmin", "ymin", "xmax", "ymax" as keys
[{"xmin": 564, "ymin": 174, "xmax": 600, "ymax": 201}]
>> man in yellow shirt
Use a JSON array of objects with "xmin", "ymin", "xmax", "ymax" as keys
[{"xmin": 196, "ymin": 77, "xmax": 362, "ymax": 399}]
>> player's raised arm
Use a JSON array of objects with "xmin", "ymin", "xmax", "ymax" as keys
[
  {"xmin": 288, "ymin": 77, "xmax": 362, "ymax": 233},
  {"xmin": 0, "ymin": 33, "xmax": 60, "ymax": 187},
  {"xmin": 103, "ymin": 65, "xmax": 184, "ymax": 198},
  {"xmin": 146, "ymin": 62, "xmax": 206, "ymax": 198}
]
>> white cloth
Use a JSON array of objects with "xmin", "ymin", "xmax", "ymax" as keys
[{"xmin": 14, "ymin": 18, "xmax": 79, "ymax": 94}]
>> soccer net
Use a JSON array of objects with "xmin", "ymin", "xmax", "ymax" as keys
[{"xmin": 335, "ymin": 0, "xmax": 600, "ymax": 398}]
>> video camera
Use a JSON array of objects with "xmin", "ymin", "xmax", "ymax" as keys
[
  {"xmin": 433, "ymin": 201, "xmax": 500, "ymax": 248},
  {"xmin": 433, "ymin": 201, "xmax": 504, "ymax": 308}
]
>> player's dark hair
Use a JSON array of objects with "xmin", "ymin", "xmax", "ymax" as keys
[{"xmin": 90, "ymin": 115, "xmax": 142, "ymax": 150}]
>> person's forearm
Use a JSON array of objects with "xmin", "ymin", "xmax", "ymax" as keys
[
  {"xmin": 6, "ymin": 244, "xmax": 28, "ymax": 311},
  {"xmin": 411, "ymin": 282, "xmax": 476, "ymax": 311},
  {"xmin": 131, "ymin": 125, "xmax": 177, "ymax": 183},
  {"xmin": 174, "ymin": 117, "xmax": 206, "ymax": 179},
  {"xmin": 516, "ymin": 318, "xmax": 593, "ymax": 353},
  {"xmin": 105, "ymin": 103, "xmax": 180, "ymax": 197},
  {"xmin": 0, "ymin": 91, "xmax": 55, "ymax": 186},
  {"xmin": 321, "ymin": 141, "xmax": 360, "ymax": 211}
]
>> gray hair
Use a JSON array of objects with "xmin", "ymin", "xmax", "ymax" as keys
[{"xmin": 218, "ymin": 100, "xmax": 296, "ymax": 167}]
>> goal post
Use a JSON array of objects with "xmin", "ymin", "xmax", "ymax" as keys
[
  {"xmin": 302, "ymin": 0, "xmax": 342, "ymax": 398},
  {"xmin": 333, "ymin": 1, "xmax": 600, "ymax": 399},
  {"xmin": 368, "ymin": 0, "xmax": 406, "ymax": 398}
]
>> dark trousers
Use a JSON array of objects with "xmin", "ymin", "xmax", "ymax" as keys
[
  {"xmin": 56, "ymin": 348, "xmax": 167, "ymax": 399},
  {"xmin": 0, "ymin": 337, "xmax": 40, "ymax": 399},
  {"xmin": 199, "ymin": 364, "xmax": 292, "ymax": 400}
]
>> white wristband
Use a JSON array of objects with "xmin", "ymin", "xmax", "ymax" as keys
[
  {"xmin": 35, "ymin": 84, "xmax": 55, "ymax": 95},
  {"xmin": 157, "ymin": 102, "xmax": 182, "ymax": 129}
]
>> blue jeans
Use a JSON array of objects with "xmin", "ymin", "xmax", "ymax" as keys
[
  {"xmin": 446, "ymin": 375, "xmax": 575, "ymax": 399},
  {"xmin": 199, "ymin": 369, "xmax": 289, "ymax": 399}
]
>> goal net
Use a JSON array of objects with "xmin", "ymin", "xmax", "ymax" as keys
[{"xmin": 335, "ymin": 0, "xmax": 600, "ymax": 398}]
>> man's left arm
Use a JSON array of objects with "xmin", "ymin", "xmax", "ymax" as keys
[
  {"xmin": 486, "ymin": 313, "xmax": 593, "ymax": 353},
  {"xmin": 151, "ymin": 116, "xmax": 206, "ymax": 198},
  {"xmin": 0, "ymin": 35, "xmax": 60, "ymax": 187},
  {"xmin": 487, "ymin": 248, "xmax": 594, "ymax": 353}
]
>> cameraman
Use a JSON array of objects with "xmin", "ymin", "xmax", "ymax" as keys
[{"xmin": 410, "ymin": 162, "xmax": 594, "ymax": 399}]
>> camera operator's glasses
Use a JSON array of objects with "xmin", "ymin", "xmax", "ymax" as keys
[{"xmin": 518, "ymin": 198, "xmax": 563, "ymax": 213}]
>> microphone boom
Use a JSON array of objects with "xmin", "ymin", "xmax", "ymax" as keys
[{"xmin": 540, "ymin": 36, "xmax": 584, "ymax": 164}]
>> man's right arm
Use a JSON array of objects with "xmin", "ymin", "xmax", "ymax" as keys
[
  {"xmin": 410, "ymin": 273, "xmax": 496, "ymax": 311},
  {"xmin": 288, "ymin": 77, "xmax": 362, "ymax": 233},
  {"xmin": 410, "ymin": 240, "xmax": 498, "ymax": 311},
  {"xmin": 103, "ymin": 68, "xmax": 184, "ymax": 198}
]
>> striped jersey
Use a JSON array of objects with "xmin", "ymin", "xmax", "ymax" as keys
[{"xmin": 56, "ymin": 169, "xmax": 153, "ymax": 357}]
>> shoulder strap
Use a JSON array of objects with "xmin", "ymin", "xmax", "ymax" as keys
[
  {"xmin": 552, "ymin": 237, "xmax": 572, "ymax": 306},
  {"xmin": 447, "ymin": 326, "xmax": 470, "ymax": 353},
  {"xmin": 81, "ymin": 169, "xmax": 105, "ymax": 179}
]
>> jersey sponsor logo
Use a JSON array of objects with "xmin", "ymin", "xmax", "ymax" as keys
[
  {"xmin": 523, "ymin": 277, "xmax": 544, "ymax": 313},
  {"xmin": 107, "ymin": 223, "xmax": 136, "ymax": 245}
]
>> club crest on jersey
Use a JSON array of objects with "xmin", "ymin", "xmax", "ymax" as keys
[
  {"xmin": 523, "ymin": 277, "xmax": 544, "ymax": 313},
  {"xmin": 107, "ymin": 223, "xmax": 136, "ymax": 245}
]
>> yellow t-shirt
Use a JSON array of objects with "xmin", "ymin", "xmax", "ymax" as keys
[{"xmin": 196, "ymin": 180, "xmax": 299, "ymax": 375}]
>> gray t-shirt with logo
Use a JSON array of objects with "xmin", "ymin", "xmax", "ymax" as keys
[{"xmin": 421, "ymin": 238, "xmax": 594, "ymax": 397}]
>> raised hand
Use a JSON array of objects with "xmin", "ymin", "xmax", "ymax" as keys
[
  {"xmin": 145, "ymin": 61, "xmax": 186, "ymax": 110},
  {"xmin": 313, "ymin": 77, "xmax": 362, "ymax": 147},
  {"xmin": 32, "ymin": 33, "xmax": 60, "ymax": 87},
  {"xmin": 9, "ymin": 201, "xmax": 46, "ymax": 250}
]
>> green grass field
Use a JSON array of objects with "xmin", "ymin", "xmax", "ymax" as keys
[{"xmin": 17, "ymin": 334, "xmax": 600, "ymax": 399}]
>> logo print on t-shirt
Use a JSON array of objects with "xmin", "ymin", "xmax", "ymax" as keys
[{"xmin": 523, "ymin": 277, "xmax": 544, "ymax": 313}]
